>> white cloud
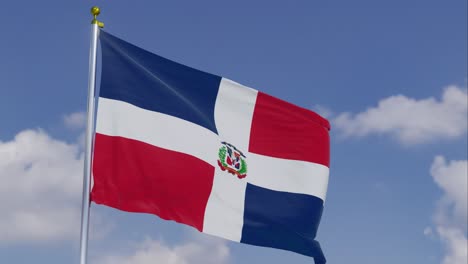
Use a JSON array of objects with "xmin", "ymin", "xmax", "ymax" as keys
[
  {"xmin": 63, "ymin": 112, "xmax": 86, "ymax": 130},
  {"xmin": 431, "ymin": 156, "xmax": 468, "ymax": 225},
  {"xmin": 95, "ymin": 236, "xmax": 230, "ymax": 264},
  {"xmin": 437, "ymin": 227, "xmax": 468, "ymax": 264},
  {"xmin": 430, "ymin": 156, "xmax": 467, "ymax": 264},
  {"xmin": 0, "ymin": 129, "xmax": 84, "ymax": 242},
  {"xmin": 334, "ymin": 85, "xmax": 468, "ymax": 144}
]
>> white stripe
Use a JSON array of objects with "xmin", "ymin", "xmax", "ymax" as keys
[
  {"xmin": 247, "ymin": 153, "xmax": 329, "ymax": 201},
  {"xmin": 202, "ymin": 166, "xmax": 247, "ymax": 242},
  {"xmin": 95, "ymin": 97, "xmax": 219, "ymax": 165},
  {"xmin": 203, "ymin": 79, "xmax": 257, "ymax": 240},
  {"xmin": 213, "ymin": 78, "xmax": 258, "ymax": 152}
]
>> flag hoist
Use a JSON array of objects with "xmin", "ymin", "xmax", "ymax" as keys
[{"xmin": 79, "ymin": 6, "xmax": 103, "ymax": 264}]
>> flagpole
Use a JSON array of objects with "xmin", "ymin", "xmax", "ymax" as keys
[{"xmin": 79, "ymin": 6, "xmax": 103, "ymax": 264}]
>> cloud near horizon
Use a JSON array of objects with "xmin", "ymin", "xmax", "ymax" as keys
[
  {"xmin": 333, "ymin": 85, "xmax": 467, "ymax": 144},
  {"xmin": 0, "ymin": 129, "xmax": 84, "ymax": 242},
  {"xmin": 94, "ymin": 235, "xmax": 230, "ymax": 264},
  {"xmin": 430, "ymin": 156, "xmax": 467, "ymax": 264}
]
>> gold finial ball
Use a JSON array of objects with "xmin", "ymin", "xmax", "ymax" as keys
[{"xmin": 91, "ymin": 6, "xmax": 101, "ymax": 16}]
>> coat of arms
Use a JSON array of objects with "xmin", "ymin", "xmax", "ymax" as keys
[{"xmin": 217, "ymin": 142, "xmax": 247, "ymax": 179}]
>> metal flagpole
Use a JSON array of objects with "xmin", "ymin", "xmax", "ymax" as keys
[{"xmin": 79, "ymin": 6, "xmax": 104, "ymax": 264}]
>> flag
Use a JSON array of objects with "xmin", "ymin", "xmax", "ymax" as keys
[{"xmin": 92, "ymin": 30, "xmax": 330, "ymax": 264}]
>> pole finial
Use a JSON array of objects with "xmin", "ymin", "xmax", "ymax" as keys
[
  {"xmin": 91, "ymin": 6, "xmax": 100, "ymax": 16},
  {"xmin": 90, "ymin": 6, "xmax": 104, "ymax": 28}
]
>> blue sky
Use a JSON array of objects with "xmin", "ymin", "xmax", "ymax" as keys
[{"xmin": 0, "ymin": 1, "xmax": 466, "ymax": 264}]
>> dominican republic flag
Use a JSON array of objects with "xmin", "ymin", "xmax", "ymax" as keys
[{"xmin": 92, "ymin": 30, "xmax": 330, "ymax": 264}]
